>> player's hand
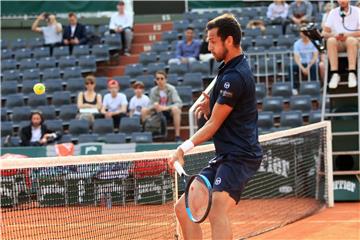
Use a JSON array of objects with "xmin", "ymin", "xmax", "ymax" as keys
[
  {"xmin": 194, "ymin": 92, "xmax": 210, "ymax": 120},
  {"xmin": 168, "ymin": 147, "xmax": 185, "ymax": 169}
]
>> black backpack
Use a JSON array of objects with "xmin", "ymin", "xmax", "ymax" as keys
[{"xmin": 143, "ymin": 112, "xmax": 167, "ymax": 138}]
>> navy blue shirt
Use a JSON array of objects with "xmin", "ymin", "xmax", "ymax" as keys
[{"xmin": 210, "ymin": 54, "xmax": 262, "ymax": 160}]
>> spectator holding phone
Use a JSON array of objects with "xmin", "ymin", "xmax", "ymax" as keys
[
  {"xmin": 63, "ymin": 12, "xmax": 87, "ymax": 50},
  {"xmin": 322, "ymin": 0, "xmax": 359, "ymax": 89}
]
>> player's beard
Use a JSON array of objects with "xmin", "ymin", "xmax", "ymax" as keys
[{"xmin": 214, "ymin": 43, "xmax": 228, "ymax": 62}]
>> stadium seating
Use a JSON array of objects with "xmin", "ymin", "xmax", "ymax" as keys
[
  {"xmin": 12, "ymin": 106, "xmax": 32, "ymax": 124},
  {"xmin": 123, "ymin": 88, "xmax": 135, "ymax": 100},
  {"xmin": 139, "ymin": 51, "xmax": 158, "ymax": 66},
  {"xmin": 12, "ymin": 38, "xmax": 27, "ymax": 51},
  {"xmin": 3, "ymin": 69, "xmax": 21, "ymax": 82},
  {"xmin": 67, "ymin": 78, "xmax": 85, "ymax": 96},
  {"xmin": 5, "ymin": 93, "xmax": 25, "ymax": 108},
  {"xmin": 151, "ymin": 41, "xmax": 169, "ymax": 54},
  {"xmin": 45, "ymin": 119, "xmax": 64, "ymax": 133},
  {"xmin": 1, "ymin": 49, "xmax": 13, "ymax": 60},
  {"xmin": 78, "ymin": 133, "xmax": 99, "ymax": 143},
  {"xmin": 124, "ymin": 64, "xmax": 144, "ymax": 78},
  {"xmin": 176, "ymin": 86, "xmax": 193, "ymax": 106},
  {"xmin": 93, "ymin": 119, "xmax": 114, "ymax": 135},
  {"xmin": 162, "ymin": 31, "xmax": 178, "ymax": 43},
  {"xmin": 113, "ymin": 76, "xmax": 131, "ymax": 89},
  {"xmin": 27, "ymin": 37, "xmax": 43, "ymax": 49},
  {"xmin": 33, "ymin": 47, "xmax": 50, "ymax": 59},
  {"xmin": 58, "ymin": 56, "xmax": 78, "ymax": 71},
  {"xmin": 119, "ymin": 117, "xmax": 142, "ymax": 136},
  {"xmin": 300, "ymin": 81, "xmax": 321, "ymax": 101},
  {"xmin": 69, "ymin": 119, "xmax": 90, "ymax": 137},
  {"xmin": 58, "ymin": 104, "xmax": 78, "ymax": 123},
  {"xmin": 27, "ymin": 94, "xmax": 47, "ymax": 108},
  {"xmin": 52, "ymin": 91, "xmax": 72, "ymax": 107},
  {"xmin": 73, "ymin": 45, "xmax": 91, "ymax": 58},
  {"xmin": 189, "ymin": 61, "xmax": 210, "ymax": 75},
  {"xmin": 46, "ymin": 80, "xmax": 64, "ymax": 96},
  {"xmin": 183, "ymin": 72, "xmax": 203, "ymax": 92},
  {"xmin": 2, "ymin": 59, "xmax": 17, "ymax": 72},
  {"xmin": 136, "ymin": 75, "xmax": 155, "ymax": 90},
  {"xmin": 280, "ymin": 110, "xmax": 303, "ymax": 128},
  {"xmin": 309, "ymin": 110, "xmax": 321, "ymax": 123},
  {"xmin": 38, "ymin": 105, "xmax": 56, "ymax": 120},
  {"xmin": 172, "ymin": 20, "xmax": 190, "ymax": 32},
  {"xmin": 22, "ymin": 80, "xmax": 39, "ymax": 95},
  {"xmin": 42, "ymin": 68, "xmax": 61, "ymax": 80},
  {"xmin": 258, "ymin": 111, "xmax": 274, "ymax": 133},
  {"xmin": 131, "ymin": 132, "xmax": 153, "ymax": 143},
  {"xmin": 262, "ymin": 96, "xmax": 284, "ymax": 116},
  {"xmin": 1, "ymin": 122, "xmax": 13, "ymax": 136},
  {"xmin": 53, "ymin": 46, "xmax": 70, "ymax": 59},
  {"xmin": 104, "ymin": 34, "xmax": 122, "ymax": 51},
  {"xmin": 167, "ymin": 73, "xmax": 179, "ymax": 86},
  {"xmin": 255, "ymin": 83, "xmax": 266, "ymax": 103},
  {"xmin": 19, "ymin": 58, "xmax": 37, "ymax": 71},
  {"xmin": 158, "ymin": 51, "xmax": 175, "ymax": 64},
  {"xmin": 104, "ymin": 133, "xmax": 126, "ymax": 144},
  {"xmin": 38, "ymin": 57, "xmax": 57, "ymax": 70},
  {"xmin": 22, "ymin": 69, "xmax": 41, "ymax": 81},
  {"xmin": 1, "ymin": 108, "xmax": 8, "ymax": 121},
  {"xmin": 1, "ymin": 81, "xmax": 18, "ymax": 96},
  {"xmin": 271, "ymin": 82, "xmax": 293, "ymax": 101},
  {"xmin": 78, "ymin": 55, "xmax": 97, "ymax": 73},
  {"xmin": 168, "ymin": 63, "xmax": 187, "ymax": 76},
  {"xmin": 290, "ymin": 95, "xmax": 312, "ymax": 116},
  {"xmin": 92, "ymin": 44, "xmax": 110, "ymax": 62},
  {"xmin": 146, "ymin": 62, "xmax": 166, "ymax": 75}
]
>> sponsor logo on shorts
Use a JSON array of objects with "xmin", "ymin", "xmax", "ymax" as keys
[{"xmin": 215, "ymin": 177, "xmax": 221, "ymax": 185}]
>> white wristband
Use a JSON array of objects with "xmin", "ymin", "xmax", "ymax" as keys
[{"xmin": 179, "ymin": 140, "xmax": 194, "ymax": 154}]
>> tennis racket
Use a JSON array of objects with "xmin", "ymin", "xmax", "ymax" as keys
[{"xmin": 174, "ymin": 161, "xmax": 212, "ymax": 223}]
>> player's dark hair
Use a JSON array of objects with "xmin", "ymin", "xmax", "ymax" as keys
[
  {"xmin": 206, "ymin": 13, "xmax": 242, "ymax": 47},
  {"xmin": 118, "ymin": 1, "xmax": 125, "ymax": 6},
  {"xmin": 30, "ymin": 111, "xmax": 44, "ymax": 124},
  {"xmin": 186, "ymin": 26, "xmax": 194, "ymax": 31},
  {"xmin": 155, "ymin": 70, "xmax": 167, "ymax": 79},
  {"xmin": 68, "ymin": 12, "xmax": 77, "ymax": 18}
]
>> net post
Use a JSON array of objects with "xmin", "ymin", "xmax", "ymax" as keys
[
  {"xmin": 174, "ymin": 165, "xmax": 181, "ymax": 239},
  {"xmin": 325, "ymin": 120, "xmax": 334, "ymax": 207}
]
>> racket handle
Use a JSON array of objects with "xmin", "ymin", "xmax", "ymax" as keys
[{"xmin": 174, "ymin": 161, "xmax": 186, "ymax": 176}]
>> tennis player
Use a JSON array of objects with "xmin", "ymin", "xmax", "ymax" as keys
[{"xmin": 169, "ymin": 14, "xmax": 263, "ymax": 239}]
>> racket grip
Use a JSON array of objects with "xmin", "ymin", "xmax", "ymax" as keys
[{"xmin": 174, "ymin": 161, "xmax": 186, "ymax": 176}]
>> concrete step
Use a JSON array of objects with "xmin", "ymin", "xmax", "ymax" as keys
[
  {"xmin": 133, "ymin": 32, "xmax": 162, "ymax": 44},
  {"xmin": 133, "ymin": 22, "xmax": 173, "ymax": 33},
  {"xmin": 118, "ymin": 55, "xmax": 139, "ymax": 65},
  {"xmin": 97, "ymin": 65, "xmax": 125, "ymax": 77}
]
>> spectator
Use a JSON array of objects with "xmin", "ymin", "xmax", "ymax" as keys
[
  {"xmin": 357, "ymin": 0, "xmax": 360, "ymax": 8},
  {"xmin": 63, "ymin": 12, "xmax": 87, "ymax": 51},
  {"xmin": 20, "ymin": 111, "xmax": 61, "ymax": 146},
  {"xmin": 266, "ymin": 0, "xmax": 289, "ymax": 24},
  {"xmin": 142, "ymin": 71, "xmax": 183, "ymax": 142},
  {"xmin": 109, "ymin": 1, "xmax": 134, "ymax": 56},
  {"xmin": 321, "ymin": 2, "xmax": 336, "ymax": 28},
  {"xmin": 101, "ymin": 79, "xmax": 128, "ymax": 129},
  {"xmin": 169, "ymin": 27, "xmax": 201, "ymax": 65},
  {"xmin": 288, "ymin": 0, "xmax": 313, "ymax": 25},
  {"xmin": 129, "ymin": 81, "xmax": 150, "ymax": 121},
  {"xmin": 199, "ymin": 31, "xmax": 213, "ymax": 63},
  {"xmin": 77, "ymin": 75, "xmax": 102, "ymax": 123},
  {"xmin": 291, "ymin": 30, "xmax": 319, "ymax": 92},
  {"xmin": 322, "ymin": 0, "xmax": 359, "ymax": 89},
  {"xmin": 31, "ymin": 13, "xmax": 63, "ymax": 53}
]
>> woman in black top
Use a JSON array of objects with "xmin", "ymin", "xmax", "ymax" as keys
[{"xmin": 77, "ymin": 75, "xmax": 102, "ymax": 122}]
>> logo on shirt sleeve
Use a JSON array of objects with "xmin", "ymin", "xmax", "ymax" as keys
[
  {"xmin": 224, "ymin": 82, "xmax": 230, "ymax": 89},
  {"xmin": 220, "ymin": 90, "xmax": 233, "ymax": 98}
]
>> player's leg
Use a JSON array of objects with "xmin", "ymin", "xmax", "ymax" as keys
[
  {"xmin": 345, "ymin": 37, "xmax": 358, "ymax": 71},
  {"xmin": 170, "ymin": 106, "xmax": 181, "ymax": 137},
  {"xmin": 208, "ymin": 191, "xmax": 236, "ymax": 240},
  {"xmin": 326, "ymin": 37, "xmax": 339, "ymax": 71}
]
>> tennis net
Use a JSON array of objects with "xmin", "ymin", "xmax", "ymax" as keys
[{"xmin": 1, "ymin": 121, "xmax": 333, "ymax": 240}]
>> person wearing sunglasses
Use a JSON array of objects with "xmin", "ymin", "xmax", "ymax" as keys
[{"xmin": 77, "ymin": 75, "xmax": 102, "ymax": 123}]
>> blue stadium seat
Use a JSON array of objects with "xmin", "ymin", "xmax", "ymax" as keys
[
  {"xmin": 1, "ymin": 122, "xmax": 13, "ymax": 136},
  {"xmin": 11, "ymin": 38, "xmax": 27, "ymax": 50},
  {"xmin": 57, "ymin": 134, "xmax": 72, "ymax": 144},
  {"xmin": 98, "ymin": 25, "xmax": 109, "ymax": 36},
  {"xmin": 119, "ymin": 117, "xmax": 142, "ymax": 136},
  {"xmin": 42, "ymin": 68, "xmax": 61, "ymax": 81},
  {"xmin": 168, "ymin": 63, "xmax": 187, "ymax": 76},
  {"xmin": 192, "ymin": 18, "xmax": 207, "ymax": 32},
  {"xmin": 1, "ymin": 81, "xmax": 18, "ymax": 96},
  {"xmin": 73, "ymin": 45, "xmax": 90, "ymax": 58},
  {"xmin": 58, "ymin": 56, "xmax": 78, "ymax": 71},
  {"xmin": 131, "ymin": 132, "xmax": 153, "ymax": 143},
  {"xmin": 53, "ymin": 46, "xmax": 70, "ymax": 59},
  {"xmin": 14, "ymin": 48, "xmax": 32, "ymax": 61},
  {"xmin": 85, "ymin": 25, "xmax": 96, "ymax": 35},
  {"xmin": 45, "ymin": 119, "xmax": 64, "ymax": 133},
  {"xmin": 290, "ymin": 95, "xmax": 312, "ymax": 116},
  {"xmin": 52, "ymin": 91, "xmax": 72, "ymax": 107},
  {"xmin": 183, "ymin": 72, "xmax": 204, "ymax": 92},
  {"xmin": 45, "ymin": 79, "xmax": 64, "ymax": 96},
  {"xmin": 1, "ymin": 39, "xmax": 10, "ymax": 49},
  {"xmin": 21, "ymin": 80, "xmax": 39, "ymax": 95},
  {"xmin": 93, "ymin": 119, "xmax": 114, "ymax": 135},
  {"xmin": 1, "ymin": 59, "xmax": 17, "ymax": 72},
  {"xmin": 3, "ymin": 70, "xmax": 21, "ymax": 82},
  {"xmin": 66, "ymin": 79, "xmax": 84, "ymax": 96},
  {"xmin": 27, "ymin": 93, "xmax": 47, "ymax": 108},
  {"xmin": 277, "ymin": 34, "xmax": 296, "ymax": 48},
  {"xmin": 38, "ymin": 57, "xmax": 57, "ymax": 70},
  {"xmin": 243, "ymin": 28, "xmax": 262, "ymax": 38},
  {"xmin": 271, "ymin": 82, "xmax": 292, "ymax": 102},
  {"xmin": 69, "ymin": 119, "xmax": 90, "ymax": 137},
  {"xmin": 183, "ymin": 11, "xmax": 200, "ymax": 22},
  {"xmin": 58, "ymin": 104, "xmax": 78, "ymax": 123},
  {"xmin": 78, "ymin": 133, "xmax": 99, "ymax": 143},
  {"xmin": 92, "ymin": 44, "xmax": 110, "ymax": 62},
  {"xmin": 63, "ymin": 66, "xmax": 82, "ymax": 80},
  {"xmin": 38, "ymin": 105, "xmax": 56, "ymax": 120},
  {"xmin": 124, "ymin": 64, "xmax": 144, "ymax": 78},
  {"xmin": 27, "ymin": 37, "xmax": 44, "ymax": 49},
  {"xmin": 123, "ymin": 88, "xmax": 135, "ymax": 100},
  {"xmin": 255, "ymin": 35, "xmax": 274, "ymax": 49},
  {"xmin": 265, "ymin": 25, "xmax": 283, "ymax": 38},
  {"xmin": 241, "ymin": 37, "xmax": 253, "ymax": 50},
  {"xmin": 280, "ymin": 110, "xmax": 303, "ymax": 128},
  {"xmin": 151, "ymin": 41, "xmax": 169, "ymax": 54},
  {"xmin": 5, "ymin": 93, "xmax": 25, "ymax": 108},
  {"xmin": 1, "ymin": 108, "xmax": 8, "ymax": 121},
  {"xmin": 300, "ymin": 81, "xmax": 321, "ymax": 101},
  {"xmin": 113, "ymin": 76, "xmax": 131, "ymax": 89},
  {"xmin": 139, "ymin": 51, "xmax": 158, "ymax": 66},
  {"xmin": 176, "ymin": 86, "xmax": 193, "ymax": 106},
  {"xmin": 32, "ymin": 47, "xmax": 50, "ymax": 59},
  {"xmin": 167, "ymin": 73, "xmax": 179, "ymax": 86},
  {"xmin": 258, "ymin": 111, "xmax": 274, "ymax": 133},
  {"xmin": 1, "ymin": 49, "xmax": 13, "ymax": 60},
  {"xmin": 262, "ymin": 96, "xmax": 284, "ymax": 116},
  {"xmin": 162, "ymin": 31, "xmax": 178, "ymax": 43},
  {"xmin": 173, "ymin": 20, "xmax": 190, "ymax": 32},
  {"xmin": 159, "ymin": 51, "xmax": 175, "ymax": 64},
  {"xmin": 136, "ymin": 75, "xmax": 155, "ymax": 90},
  {"xmin": 104, "ymin": 34, "xmax": 122, "ymax": 51},
  {"xmin": 189, "ymin": 61, "xmax": 210, "ymax": 76},
  {"xmin": 78, "ymin": 55, "xmax": 97, "ymax": 73},
  {"xmin": 95, "ymin": 76, "xmax": 109, "ymax": 91},
  {"xmin": 146, "ymin": 62, "xmax": 166, "ymax": 75},
  {"xmin": 255, "ymin": 83, "xmax": 266, "ymax": 103},
  {"xmin": 19, "ymin": 58, "xmax": 37, "ymax": 71},
  {"xmin": 22, "ymin": 69, "xmax": 41, "ymax": 81},
  {"xmin": 309, "ymin": 110, "xmax": 321, "ymax": 123},
  {"xmin": 103, "ymin": 133, "xmax": 126, "ymax": 144},
  {"xmin": 12, "ymin": 106, "xmax": 31, "ymax": 124}
]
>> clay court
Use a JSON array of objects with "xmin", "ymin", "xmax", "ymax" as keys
[{"xmin": 4, "ymin": 199, "xmax": 357, "ymax": 239}]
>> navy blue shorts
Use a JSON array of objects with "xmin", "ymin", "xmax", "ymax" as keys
[{"xmin": 199, "ymin": 153, "xmax": 262, "ymax": 204}]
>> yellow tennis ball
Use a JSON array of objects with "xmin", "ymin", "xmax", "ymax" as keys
[{"xmin": 33, "ymin": 83, "xmax": 46, "ymax": 95}]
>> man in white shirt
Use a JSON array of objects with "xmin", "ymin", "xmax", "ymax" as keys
[
  {"xmin": 32, "ymin": 13, "xmax": 63, "ymax": 54},
  {"xmin": 109, "ymin": 1, "xmax": 134, "ymax": 56},
  {"xmin": 129, "ymin": 81, "xmax": 150, "ymax": 121},
  {"xmin": 101, "ymin": 79, "xmax": 128, "ymax": 129},
  {"xmin": 322, "ymin": 0, "xmax": 360, "ymax": 89}
]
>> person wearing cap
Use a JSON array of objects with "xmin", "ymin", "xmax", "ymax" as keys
[
  {"xmin": 142, "ymin": 70, "xmax": 183, "ymax": 142},
  {"xmin": 129, "ymin": 81, "xmax": 150, "ymax": 121},
  {"xmin": 109, "ymin": 1, "xmax": 134, "ymax": 56},
  {"xmin": 101, "ymin": 79, "xmax": 128, "ymax": 129}
]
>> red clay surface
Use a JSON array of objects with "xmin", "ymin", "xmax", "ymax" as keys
[{"xmin": 252, "ymin": 202, "xmax": 360, "ymax": 240}]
